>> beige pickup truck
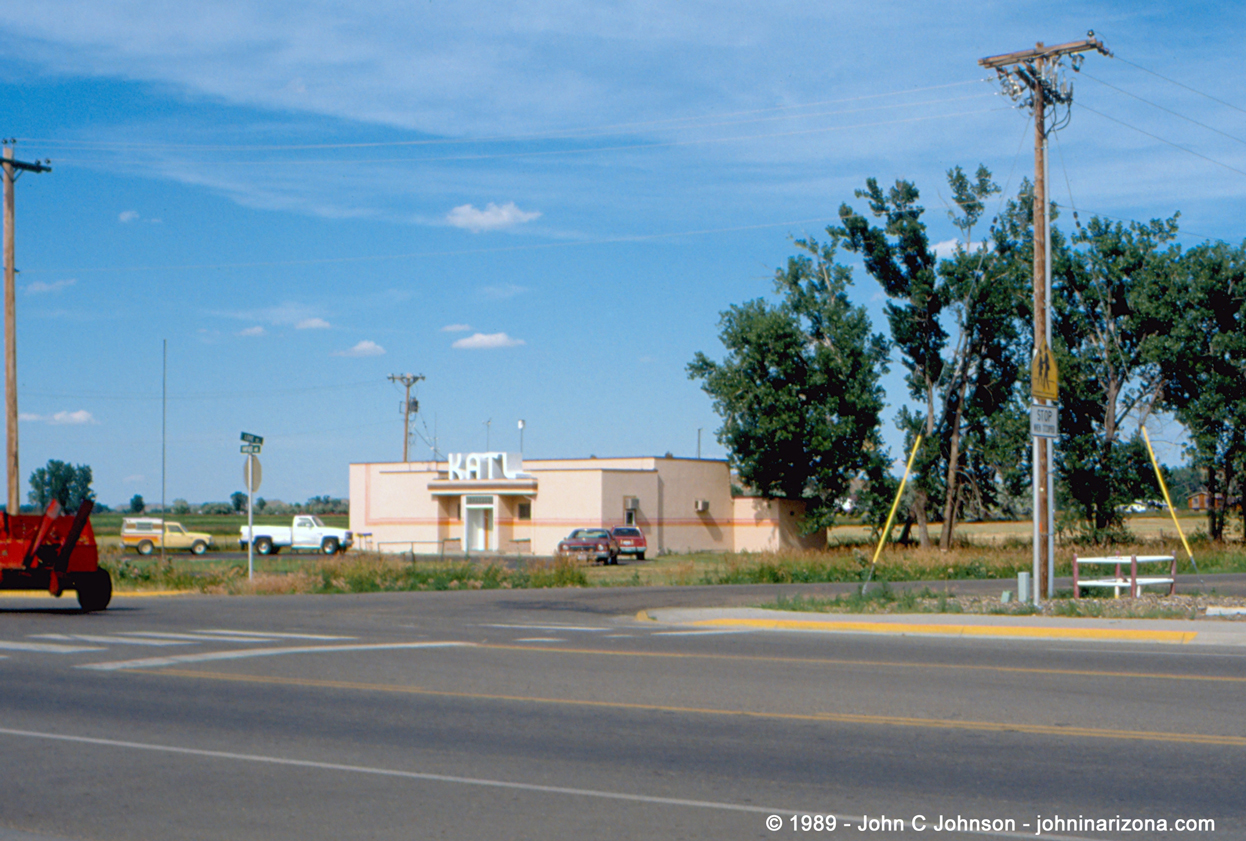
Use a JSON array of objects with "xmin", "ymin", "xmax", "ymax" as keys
[{"xmin": 121, "ymin": 518, "xmax": 214, "ymax": 555}]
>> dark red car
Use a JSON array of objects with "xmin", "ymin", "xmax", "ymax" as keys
[
  {"xmin": 557, "ymin": 528, "xmax": 620, "ymax": 565},
  {"xmin": 610, "ymin": 526, "xmax": 647, "ymax": 561}
]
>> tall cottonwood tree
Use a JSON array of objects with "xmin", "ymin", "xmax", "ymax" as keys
[
  {"xmin": 688, "ymin": 233, "xmax": 889, "ymax": 529},
  {"xmin": 838, "ymin": 166, "xmax": 1031, "ymax": 549}
]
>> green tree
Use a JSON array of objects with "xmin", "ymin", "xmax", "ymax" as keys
[
  {"xmin": 1139, "ymin": 239, "xmax": 1246, "ymax": 540},
  {"xmin": 28, "ymin": 460, "xmax": 95, "ymax": 512},
  {"xmin": 1054, "ymin": 214, "xmax": 1178, "ymax": 538},
  {"xmin": 230, "ymin": 491, "xmax": 247, "ymax": 513},
  {"xmin": 688, "ymin": 232, "xmax": 889, "ymax": 529},
  {"xmin": 838, "ymin": 166, "xmax": 1031, "ymax": 548},
  {"xmin": 129, "ymin": 493, "xmax": 145, "ymax": 514},
  {"xmin": 172, "ymin": 498, "xmax": 190, "ymax": 515}
]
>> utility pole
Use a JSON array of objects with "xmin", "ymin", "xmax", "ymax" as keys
[
  {"xmin": 388, "ymin": 373, "xmax": 424, "ymax": 462},
  {"xmin": 980, "ymin": 35, "xmax": 1110, "ymax": 603},
  {"xmin": 2, "ymin": 141, "xmax": 51, "ymax": 513}
]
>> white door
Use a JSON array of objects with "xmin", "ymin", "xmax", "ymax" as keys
[{"xmin": 466, "ymin": 508, "xmax": 486, "ymax": 552}]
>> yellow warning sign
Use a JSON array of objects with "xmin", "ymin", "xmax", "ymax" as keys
[{"xmin": 1032, "ymin": 343, "xmax": 1059, "ymax": 401}]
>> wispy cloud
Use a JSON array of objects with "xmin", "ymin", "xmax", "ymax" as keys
[
  {"xmin": 479, "ymin": 283, "xmax": 527, "ymax": 301},
  {"xmin": 446, "ymin": 202, "xmax": 541, "ymax": 233},
  {"xmin": 334, "ymin": 340, "xmax": 385, "ymax": 357},
  {"xmin": 20, "ymin": 409, "xmax": 98, "ymax": 425},
  {"xmin": 440, "ymin": 323, "xmax": 472, "ymax": 332},
  {"xmin": 296, "ymin": 317, "xmax": 331, "ymax": 329},
  {"xmin": 218, "ymin": 301, "xmax": 324, "ymax": 327},
  {"xmin": 238, "ymin": 325, "xmax": 266, "ymax": 337},
  {"xmin": 118, "ymin": 210, "xmax": 140, "ymax": 223},
  {"xmin": 452, "ymin": 332, "xmax": 525, "ymax": 349},
  {"xmin": 24, "ymin": 278, "xmax": 77, "ymax": 295}
]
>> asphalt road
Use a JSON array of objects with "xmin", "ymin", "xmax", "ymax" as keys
[{"xmin": 1, "ymin": 586, "xmax": 1243, "ymax": 841}]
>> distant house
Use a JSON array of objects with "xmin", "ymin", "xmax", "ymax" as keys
[{"xmin": 1187, "ymin": 490, "xmax": 1239, "ymax": 511}]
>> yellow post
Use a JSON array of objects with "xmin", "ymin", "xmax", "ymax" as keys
[
  {"xmin": 1141, "ymin": 427, "xmax": 1195, "ymax": 565},
  {"xmin": 871, "ymin": 434, "xmax": 923, "ymax": 567}
]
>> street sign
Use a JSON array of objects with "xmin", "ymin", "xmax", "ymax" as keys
[
  {"xmin": 240, "ymin": 444, "xmax": 261, "ymax": 454},
  {"xmin": 1031, "ymin": 404, "xmax": 1059, "ymax": 439},
  {"xmin": 241, "ymin": 432, "xmax": 264, "ymax": 445},
  {"xmin": 243, "ymin": 455, "xmax": 262, "ymax": 492},
  {"xmin": 1031, "ymin": 343, "xmax": 1059, "ymax": 401}
]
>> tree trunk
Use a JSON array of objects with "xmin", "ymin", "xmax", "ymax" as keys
[
  {"xmin": 939, "ymin": 378, "xmax": 970, "ymax": 552},
  {"xmin": 913, "ymin": 491, "xmax": 931, "ymax": 549}
]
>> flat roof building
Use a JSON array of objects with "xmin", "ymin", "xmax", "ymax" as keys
[{"xmin": 349, "ymin": 452, "xmax": 824, "ymax": 557}]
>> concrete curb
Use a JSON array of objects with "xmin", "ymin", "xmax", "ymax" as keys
[{"xmin": 643, "ymin": 607, "xmax": 1246, "ymax": 646}]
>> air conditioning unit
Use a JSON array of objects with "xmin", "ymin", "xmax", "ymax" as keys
[
  {"xmin": 694, "ymin": 499, "xmax": 710, "ymax": 513},
  {"xmin": 623, "ymin": 496, "xmax": 639, "ymax": 511}
]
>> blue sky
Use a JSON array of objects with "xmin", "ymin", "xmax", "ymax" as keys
[{"xmin": 0, "ymin": 1, "xmax": 1240, "ymax": 507}]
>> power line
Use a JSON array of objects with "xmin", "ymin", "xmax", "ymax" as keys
[
  {"xmin": 1113, "ymin": 55, "xmax": 1246, "ymax": 117},
  {"xmin": 1080, "ymin": 71, "xmax": 1246, "ymax": 148},
  {"xmin": 51, "ymin": 106, "xmax": 1011, "ymax": 168},
  {"xmin": 1079, "ymin": 103, "xmax": 1246, "ymax": 180},
  {"xmin": 18, "ymin": 79, "xmax": 992, "ymax": 153}
]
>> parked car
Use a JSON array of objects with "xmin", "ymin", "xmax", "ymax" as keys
[
  {"xmin": 240, "ymin": 515, "xmax": 353, "ymax": 555},
  {"xmin": 609, "ymin": 526, "xmax": 647, "ymax": 560},
  {"xmin": 121, "ymin": 518, "xmax": 214, "ymax": 556},
  {"xmin": 557, "ymin": 528, "xmax": 620, "ymax": 564}
]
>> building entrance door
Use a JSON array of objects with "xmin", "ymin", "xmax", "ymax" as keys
[{"xmin": 464, "ymin": 495, "xmax": 495, "ymax": 552}]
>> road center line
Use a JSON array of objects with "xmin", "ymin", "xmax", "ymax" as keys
[
  {"xmin": 0, "ymin": 726, "xmax": 1106, "ymax": 839},
  {"xmin": 141, "ymin": 669, "xmax": 1246, "ymax": 748}
]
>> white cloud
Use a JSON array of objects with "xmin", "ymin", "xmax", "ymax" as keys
[
  {"xmin": 446, "ymin": 202, "xmax": 541, "ymax": 233},
  {"xmin": 479, "ymin": 283, "xmax": 527, "ymax": 301},
  {"xmin": 334, "ymin": 340, "xmax": 385, "ymax": 357},
  {"xmin": 118, "ymin": 210, "xmax": 140, "ymax": 223},
  {"xmin": 440, "ymin": 323, "xmax": 472, "ymax": 332},
  {"xmin": 20, "ymin": 409, "xmax": 98, "ymax": 425},
  {"xmin": 296, "ymin": 317, "xmax": 331, "ymax": 329},
  {"xmin": 24, "ymin": 278, "xmax": 77, "ymax": 295},
  {"xmin": 932, "ymin": 239, "xmax": 960, "ymax": 259},
  {"xmin": 238, "ymin": 325, "xmax": 266, "ymax": 336},
  {"xmin": 452, "ymin": 332, "xmax": 525, "ymax": 349}
]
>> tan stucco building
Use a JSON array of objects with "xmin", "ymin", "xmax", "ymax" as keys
[{"xmin": 348, "ymin": 453, "xmax": 824, "ymax": 556}]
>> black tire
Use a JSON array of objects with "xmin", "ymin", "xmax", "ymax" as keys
[
  {"xmin": 609, "ymin": 553, "xmax": 619, "ymax": 566},
  {"xmin": 137, "ymin": 540, "xmax": 154, "ymax": 556},
  {"xmin": 636, "ymin": 552, "xmax": 645, "ymax": 561},
  {"xmin": 321, "ymin": 537, "xmax": 339, "ymax": 555},
  {"xmin": 255, "ymin": 537, "xmax": 274, "ymax": 555},
  {"xmin": 191, "ymin": 540, "xmax": 207, "ymax": 556},
  {"xmin": 76, "ymin": 569, "xmax": 112, "ymax": 612}
]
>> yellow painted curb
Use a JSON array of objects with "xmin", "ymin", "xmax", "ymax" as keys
[{"xmin": 690, "ymin": 617, "xmax": 1197, "ymax": 644}]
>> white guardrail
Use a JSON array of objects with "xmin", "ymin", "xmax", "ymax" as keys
[{"xmin": 1072, "ymin": 554, "xmax": 1177, "ymax": 599}]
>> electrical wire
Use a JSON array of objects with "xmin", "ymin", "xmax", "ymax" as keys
[
  {"xmin": 1080, "ymin": 71, "xmax": 1246, "ymax": 149},
  {"xmin": 50, "ymin": 106, "xmax": 1010, "ymax": 168},
  {"xmin": 1078, "ymin": 103, "xmax": 1246, "ymax": 181},
  {"xmin": 1113, "ymin": 55, "xmax": 1246, "ymax": 118},
  {"xmin": 18, "ymin": 79, "xmax": 993, "ymax": 153}
]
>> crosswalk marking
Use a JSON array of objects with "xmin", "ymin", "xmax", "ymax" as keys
[
  {"xmin": 118, "ymin": 631, "xmax": 278, "ymax": 643},
  {"xmin": 0, "ymin": 640, "xmax": 105, "ymax": 653},
  {"xmin": 196, "ymin": 629, "xmax": 356, "ymax": 640},
  {"xmin": 29, "ymin": 633, "xmax": 192, "ymax": 647}
]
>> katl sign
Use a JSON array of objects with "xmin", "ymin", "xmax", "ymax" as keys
[{"xmin": 447, "ymin": 452, "xmax": 531, "ymax": 481}]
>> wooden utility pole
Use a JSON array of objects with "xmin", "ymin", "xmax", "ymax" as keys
[
  {"xmin": 2, "ymin": 141, "xmax": 51, "ymax": 514},
  {"xmin": 388, "ymin": 373, "xmax": 424, "ymax": 462},
  {"xmin": 979, "ymin": 36, "xmax": 1109, "ymax": 602}
]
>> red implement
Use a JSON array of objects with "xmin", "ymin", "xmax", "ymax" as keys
[{"xmin": 0, "ymin": 499, "xmax": 111, "ymax": 610}]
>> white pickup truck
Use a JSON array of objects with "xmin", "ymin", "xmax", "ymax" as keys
[{"xmin": 239, "ymin": 515, "xmax": 353, "ymax": 555}]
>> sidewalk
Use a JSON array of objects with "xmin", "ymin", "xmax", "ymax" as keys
[{"xmin": 640, "ymin": 606, "xmax": 1246, "ymax": 646}]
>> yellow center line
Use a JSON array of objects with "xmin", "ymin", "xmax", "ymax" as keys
[
  {"xmin": 141, "ymin": 668, "xmax": 1246, "ymax": 747},
  {"xmin": 691, "ymin": 617, "xmax": 1198, "ymax": 643},
  {"xmin": 474, "ymin": 643, "xmax": 1246, "ymax": 684}
]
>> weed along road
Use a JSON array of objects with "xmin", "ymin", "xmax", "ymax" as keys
[{"xmin": 1, "ymin": 587, "xmax": 1243, "ymax": 840}]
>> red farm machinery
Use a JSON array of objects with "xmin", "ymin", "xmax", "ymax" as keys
[{"xmin": 0, "ymin": 499, "xmax": 111, "ymax": 611}]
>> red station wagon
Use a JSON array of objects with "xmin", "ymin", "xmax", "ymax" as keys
[
  {"xmin": 609, "ymin": 526, "xmax": 647, "ymax": 561},
  {"xmin": 557, "ymin": 528, "xmax": 620, "ymax": 565}
]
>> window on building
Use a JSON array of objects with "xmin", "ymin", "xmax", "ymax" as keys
[
  {"xmin": 517, "ymin": 501, "xmax": 532, "ymax": 520},
  {"xmin": 625, "ymin": 510, "xmax": 636, "ymax": 526}
]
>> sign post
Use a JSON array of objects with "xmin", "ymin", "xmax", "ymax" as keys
[{"xmin": 241, "ymin": 433, "xmax": 263, "ymax": 580}]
